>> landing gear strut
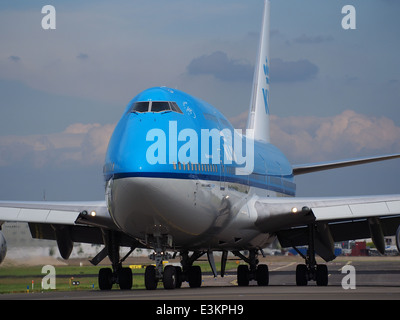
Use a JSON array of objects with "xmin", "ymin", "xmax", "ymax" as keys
[
  {"xmin": 181, "ymin": 251, "xmax": 203, "ymax": 288},
  {"xmin": 145, "ymin": 247, "xmax": 179, "ymax": 290},
  {"xmin": 144, "ymin": 234, "xmax": 174, "ymax": 290},
  {"xmin": 98, "ymin": 231, "xmax": 134, "ymax": 290},
  {"xmin": 233, "ymin": 249, "xmax": 269, "ymax": 286},
  {"xmin": 294, "ymin": 223, "xmax": 328, "ymax": 286}
]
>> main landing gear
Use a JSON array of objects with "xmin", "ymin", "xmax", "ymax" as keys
[
  {"xmin": 94, "ymin": 226, "xmax": 328, "ymax": 290},
  {"xmin": 293, "ymin": 223, "xmax": 328, "ymax": 286},
  {"xmin": 233, "ymin": 250, "xmax": 269, "ymax": 286},
  {"xmin": 96, "ymin": 231, "xmax": 135, "ymax": 290},
  {"xmin": 233, "ymin": 224, "xmax": 329, "ymax": 287}
]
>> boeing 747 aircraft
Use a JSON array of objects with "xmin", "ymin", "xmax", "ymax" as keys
[{"xmin": 1, "ymin": 1, "xmax": 400, "ymax": 290}]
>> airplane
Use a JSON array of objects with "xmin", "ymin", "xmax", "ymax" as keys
[{"xmin": 1, "ymin": 0, "xmax": 400, "ymax": 290}]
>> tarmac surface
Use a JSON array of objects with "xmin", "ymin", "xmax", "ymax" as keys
[{"xmin": 1, "ymin": 256, "xmax": 400, "ymax": 300}]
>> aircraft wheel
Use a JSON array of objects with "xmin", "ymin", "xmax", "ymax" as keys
[
  {"xmin": 188, "ymin": 265, "xmax": 202, "ymax": 288},
  {"xmin": 99, "ymin": 268, "xmax": 113, "ymax": 290},
  {"xmin": 316, "ymin": 264, "xmax": 328, "ymax": 286},
  {"xmin": 145, "ymin": 265, "xmax": 158, "ymax": 290},
  {"xmin": 163, "ymin": 265, "xmax": 177, "ymax": 289},
  {"xmin": 296, "ymin": 264, "xmax": 308, "ymax": 286},
  {"xmin": 118, "ymin": 267, "xmax": 132, "ymax": 290},
  {"xmin": 237, "ymin": 265, "xmax": 249, "ymax": 286},
  {"xmin": 175, "ymin": 266, "xmax": 183, "ymax": 288},
  {"xmin": 256, "ymin": 264, "xmax": 269, "ymax": 286}
]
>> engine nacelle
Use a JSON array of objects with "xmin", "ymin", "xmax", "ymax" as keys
[
  {"xmin": 396, "ymin": 225, "xmax": 400, "ymax": 254},
  {"xmin": 0, "ymin": 231, "xmax": 7, "ymax": 264},
  {"xmin": 54, "ymin": 226, "xmax": 73, "ymax": 260}
]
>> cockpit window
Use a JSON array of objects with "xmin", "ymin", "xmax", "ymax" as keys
[
  {"xmin": 130, "ymin": 101, "xmax": 183, "ymax": 114},
  {"xmin": 169, "ymin": 102, "xmax": 183, "ymax": 114},
  {"xmin": 151, "ymin": 101, "xmax": 170, "ymax": 112},
  {"xmin": 131, "ymin": 102, "xmax": 149, "ymax": 113}
]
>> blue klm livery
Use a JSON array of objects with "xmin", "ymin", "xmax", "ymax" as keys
[{"xmin": 104, "ymin": 87, "xmax": 296, "ymax": 196}]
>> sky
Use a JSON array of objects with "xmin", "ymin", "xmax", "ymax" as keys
[{"xmin": 0, "ymin": 0, "xmax": 400, "ymax": 201}]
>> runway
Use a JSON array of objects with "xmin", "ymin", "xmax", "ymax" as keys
[{"xmin": 2, "ymin": 257, "xmax": 400, "ymax": 300}]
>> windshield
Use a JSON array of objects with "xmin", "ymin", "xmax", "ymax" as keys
[{"xmin": 130, "ymin": 101, "xmax": 183, "ymax": 114}]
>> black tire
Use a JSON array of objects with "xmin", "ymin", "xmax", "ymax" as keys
[
  {"xmin": 175, "ymin": 266, "xmax": 183, "ymax": 288},
  {"xmin": 118, "ymin": 267, "xmax": 132, "ymax": 290},
  {"xmin": 145, "ymin": 265, "xmax": 158, "ymax": 290},
  {"xmin": 296, "ymin": 264, "xmax": 308, "ymax": 286},
  {"xmin": 188, "ymin": 265, "xmax": 202, "ymax": 288},
  {"xmin": 237, "ymin": 265, "xmax": 249, "ymax": 286},
  {"xmin": 163, "ymin": 265, "xmax": 177, "ymax": 290},
  {"xmin": 316, "ymin": 264, "xmax": 328, "ymax": 286},
  {"xmin": 98, "ymin": 268, "xmax": 113, "ymax": 290},
  {"xmin": 256, "ymin": 264, "xmax": 269, "ymax": 286}
]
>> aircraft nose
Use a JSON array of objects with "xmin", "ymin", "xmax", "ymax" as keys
[
  {"xmin": 108, "ymin": 175, "xmax": 155, "ymax": 231},
  {"xmin": 105, "ymin": 115, "xmax": 153, "ymax": 176}
]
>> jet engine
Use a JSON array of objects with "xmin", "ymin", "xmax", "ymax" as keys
[
  {"xmin": 0, "ymin": 231, "xmax": 7, "ymax": 264},
  {"xmin": 54, "ymin": 226, "xmax": 73, "ymax": 260},
  {"xmin": 396, "ymin": 225, "xmax": 400, "ymax": 254}
]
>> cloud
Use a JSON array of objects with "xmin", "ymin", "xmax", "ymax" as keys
[
  {"xmin": 76, "ymin": 53, "xmax": 89, "ymax": 61},
  {"xmin": 270, "ymin": 58, "xmax": 319, "ymax": 83},
  {"xmin": 2, "ymin": 109, "xmax": 399, "ymax": 172},
  {"xmin": 8, "ymin": 56, "xmax": 21, "ymax": 63},
  {"xmin": 0, "ymin": 123, "xmax": 115, "ymax": 168},
  {"xmin": 186, "ymin": 52, "xmax": 319, "ymax": 85},
  {"xmin": 186, "ymin": 51, "xmax": 253, "ymax": 82},
  {"xmin": 230, "ymin": 110, "xmax": 400, "ymax": 164}
]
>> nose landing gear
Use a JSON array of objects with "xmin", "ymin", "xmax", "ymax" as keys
[{"xmin": 144, "ymin": 249, "xmax": 204, "ymax": 290}]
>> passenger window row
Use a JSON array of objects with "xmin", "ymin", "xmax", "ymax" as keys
[{"xmin": 173, "ymin": 162, "xmax": 219, "ymax": 173}]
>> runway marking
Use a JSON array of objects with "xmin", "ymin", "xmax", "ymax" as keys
[{"xmin": 269, "ymin": 262, "xmax": 296, "ymax": 271}]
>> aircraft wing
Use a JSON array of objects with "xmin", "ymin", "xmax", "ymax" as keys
[
  {"xmin": 252, "ymin": 195, "xmax": 400, "ymax": 261},
  {"xmin": 292, "ymin": 153, "xmax": 400, "ymax": 175},
  {"xmin": 0, "ymin": 200, "xmax": 143, "ymax": 260},
  {"xmin": 0, "ymin": 200, "xmax": 115, "ymax": 229}
]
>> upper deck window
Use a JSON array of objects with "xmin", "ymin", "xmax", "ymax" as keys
[{"xmin": 130, "ymin": 101, "xmax": 183, "ymax": 114}]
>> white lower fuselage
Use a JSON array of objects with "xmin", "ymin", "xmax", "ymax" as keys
[{"xmin": 107, "ymin": 176, "xmax": 288, "ymax": 251}]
